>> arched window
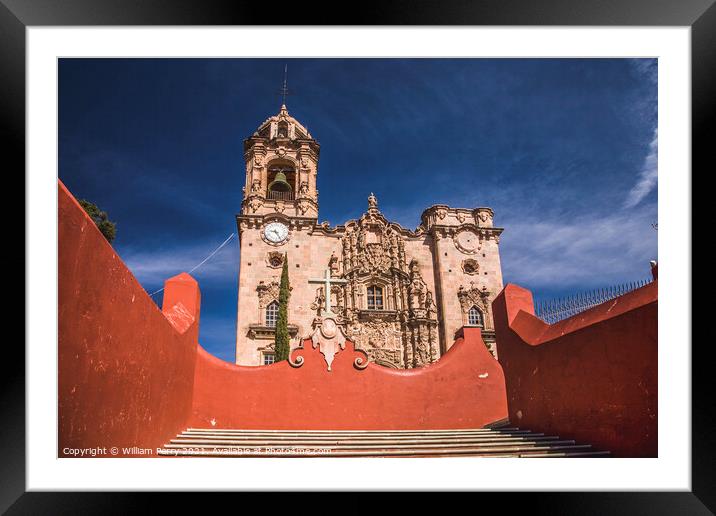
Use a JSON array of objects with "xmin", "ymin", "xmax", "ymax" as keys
[
  {"xmin": 266, "ymin": 301, "xmax": 279, "ymax": 327},
  {"xmin": 468, "ymin": 306, "xmax": 483, "ymax": 326},
  {"xmin": 367, "ymin": 285, "xmax": 384, "ymax": 310},
  {"xmin": 267, "ymin": 165, "xmax": 295, "ymax": 200}
]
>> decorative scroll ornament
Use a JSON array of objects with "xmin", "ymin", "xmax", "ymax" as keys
[
  {"xmin": 353, "ymin": 348, "xmax": 370, "ymax": 370},
  {"xmin": 288, "ymin": 342, "xmax": 304, "ymax": 368}
]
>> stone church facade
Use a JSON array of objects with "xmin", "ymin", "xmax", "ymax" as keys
[{"xmin": 235, "ymin": 105, "xmax": 504, "ymax": 368}]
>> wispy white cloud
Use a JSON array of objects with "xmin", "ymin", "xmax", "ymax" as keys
[
  {"xmin": 624, "ymin": 129, "xmax": 658, "ymax": 209},
  {"xmin": 629, "ymin": 58, "xmax": 657, "ymax": 87},
  {"xmin": 119, "ymin": 235, "xmax": 240, "ymax": 291},
  {"xmin": 500, "ymin": 203, "xmax": 657, "ymax": 290}
]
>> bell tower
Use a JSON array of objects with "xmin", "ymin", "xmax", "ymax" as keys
[
  {"xmin": 241, "ymin": 104, "xmax": 320, "ymax": 218},
  {"xmin": 235, "ymin": 103, "xmax": 322, "ymax": 365}
]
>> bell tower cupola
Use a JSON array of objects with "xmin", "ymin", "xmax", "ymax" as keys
[{"xmin": 241, "ymin": 104, "xmax": 320, "ymax": 219}]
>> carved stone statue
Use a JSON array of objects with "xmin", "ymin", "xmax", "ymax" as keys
[
  {"xmin": 426, "ymin": 290, "xmax": 437, "ymax": 317},
  {"xmin": 299, "ymin": 180, "xmax": 310, "ymax": 196},
  {"xmin": 368, "ymin": 192, "xmax": 378, "ymax": 210},
  {"xmin": 413, "ymin": 331, "xmax": 432, "ymax": 367},
  {"xmin": 310, "ymin": 287, "xmax": 325, "ymax": 314},
  {"xmin": 328, "ymin": 251, "xmax": 339, "ymax": 275}
]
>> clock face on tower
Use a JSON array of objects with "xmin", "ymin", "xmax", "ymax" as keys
[
  {"xmin": 454, "ymin": 228, "xmax": 479, "ymax": 254},
  {"xmin": 263, "ymin": 222, "xmax": 290, "ymax": 245}
]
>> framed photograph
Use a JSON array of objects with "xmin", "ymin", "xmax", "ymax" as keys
[{"xmin": 6, "ymin": 0, "xmax": 709, "ymax": 511}]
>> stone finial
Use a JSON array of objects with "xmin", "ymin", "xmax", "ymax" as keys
[{"xmin": 368, "ymin": 192, "xmax": 378, "ymax": 210}]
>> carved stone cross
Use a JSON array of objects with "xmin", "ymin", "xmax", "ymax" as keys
[{"xmin": 308, "ymin": 268, "xmax": 347, "ymax": 314}]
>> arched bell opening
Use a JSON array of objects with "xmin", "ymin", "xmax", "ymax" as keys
[{"xmin": 267, "ymin": 162, "xmax": 296, "ymax": 201}]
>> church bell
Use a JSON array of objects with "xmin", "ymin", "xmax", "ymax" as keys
[{"xmin": 268, "ymin": 171, "xmax": 292, "ymax": 192}]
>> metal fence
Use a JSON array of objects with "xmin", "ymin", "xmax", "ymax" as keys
[
  {"xmin": 534, "ymin": 278, "xmax": 654, "ymax": 324},
  {"xmin": 268, "ymin": 190, "xmax": 294, "ymax": 201}
]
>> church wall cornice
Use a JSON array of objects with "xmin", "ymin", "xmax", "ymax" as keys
[
  {"xmin": 235, "ymin": 213, "xmax": 317, "ymax": 241},
  {"xmin": 340, "ymin": 215, "xmax": 427, "ymax": 239},
  {"xmin": 420, "ymin": 204, "xmax": 497, "ymax": 231}
]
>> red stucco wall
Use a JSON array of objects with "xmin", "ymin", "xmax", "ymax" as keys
[
  {"xmin": 58, "ymin": 181, "xmax": 199, "ymax": 457},
  {"xmin": 58, "ymin": 179, "xmax": 508, "ymax": 453},
  {"xmin": 190, "ymin": 326, "xmax": 507, "ymax": 430},
  {"xmin": 492, "ymin": 282, "xmax": 658, "ymax": 457}
]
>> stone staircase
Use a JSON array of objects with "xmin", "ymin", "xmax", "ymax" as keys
[{"xmin": 158, "ymin": 426, "xmax": 609, "ymax": 458}]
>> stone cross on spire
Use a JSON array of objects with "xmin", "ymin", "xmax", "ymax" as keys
[{"xmin": 309, "ymin": 268, "xmax": 347, "ymax": 315}]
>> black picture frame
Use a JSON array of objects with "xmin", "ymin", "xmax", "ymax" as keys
[{"xmin": 3, "ymin": 0, "xmax": 709, "ymax": 512}]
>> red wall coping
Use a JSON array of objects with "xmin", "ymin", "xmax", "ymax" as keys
[
  {"xmin": 189, "ymin": 326, "xmax": 508, "ymax": 430},
  {"xmin": 502, "ymin": 281, "xmax": 658, "ymax": 346}
]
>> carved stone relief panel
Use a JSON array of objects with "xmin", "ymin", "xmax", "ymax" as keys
[
  {"xmin": 457, "ymin": 282, "xmax": 492, "ymax": 328},
  {"xmin": 266, "ymin": 251, "xmax": 284, "ymax": 269},
  {"xmin": 461, "ymin": 258, "xmax": 480, "ymax": 275}
]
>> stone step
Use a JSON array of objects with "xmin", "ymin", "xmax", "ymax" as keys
[
  {"xmin": 165, "ymin": 439, "xmax": 575, "ymax": 450},
  {"xmin": 160, "ymin": 426, "xmax": 609, "ymax": 458},
  {"xmin": 176, "ymin": 433, "xmax": 558, "ymax": 443},
  {"xmin": 168, "ymin": 436, "xmax": 562, "ymax": 446},
  {"xmin": 157, "ymin": 443, "xmax": 594, "ymax": 458},
  {"xmin": 181, "ymin": 429, "xmax": 532, "ymax": 438},
  {"xmin": 186, "ymin": 427, "xmax": 523, "ymax": 434},
  {"xmin": 520, "ymin": 450, "xmax": 611, "ymax": 458}
]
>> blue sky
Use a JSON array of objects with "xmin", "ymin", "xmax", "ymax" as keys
[{"xmin": 59, "ymin": 58, "xmax": 658, "ymax": 362}]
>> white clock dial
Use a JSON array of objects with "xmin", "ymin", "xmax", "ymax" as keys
[{"xmin": 263, "ymin": 222, "xmax": 289, "ymax": 244}]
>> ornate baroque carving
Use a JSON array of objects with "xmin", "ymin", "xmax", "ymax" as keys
[
  {"xmin": 461, "ymin": 258, "xmax": 480, "ymax": 275},
  {"xmin": 334, "ymin": 208, "xmax": 440, "ymax": 369},
  {"xmin": 266, "ymin": 251, "xmax": 284, "ymax": 269},
  {"xmin": 311, "ymin": 316, "xmax": 347, "ymax": 372},
  {"xmin": 347, "ymin": 319, "xmax": 404, "ymax": 369},
  {"xmin": 247, "ymin": 197, "xmax": 263, "ymax": 213},
  {"xmin": 457, "ymin": 282, "xmax": 492, "ymax": 327},
  {"xmin": 256, "ymin": 280, "xmax": 281, "ymax": 308}
]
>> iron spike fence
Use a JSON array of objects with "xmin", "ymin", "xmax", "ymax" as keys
[{"xmin": 534, "ymin": 278, "xmax": 654, "ymax": 324}]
